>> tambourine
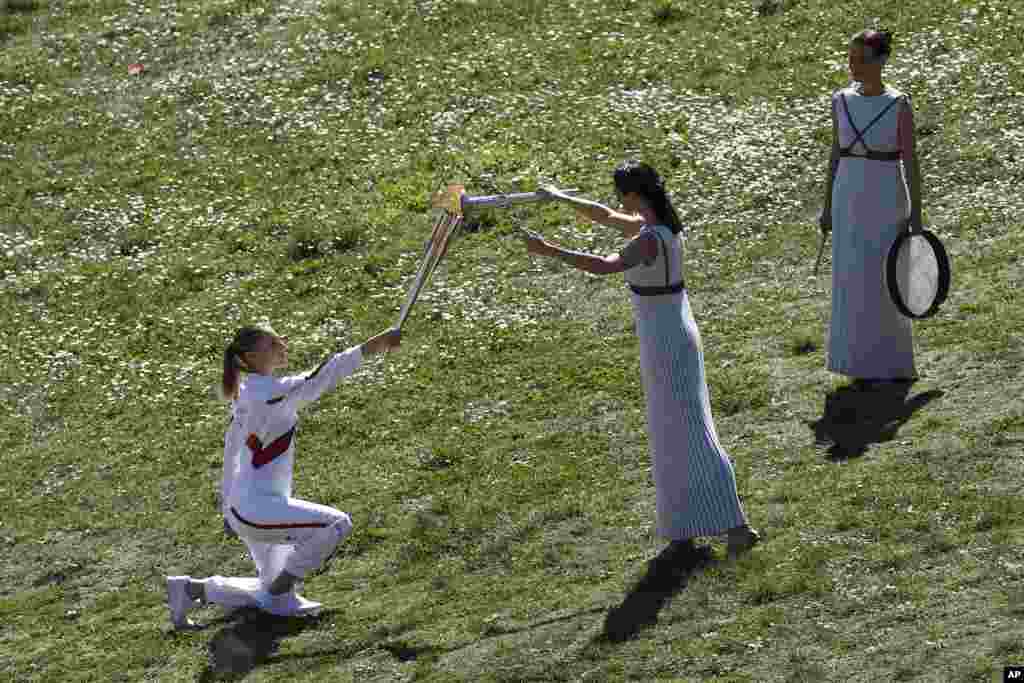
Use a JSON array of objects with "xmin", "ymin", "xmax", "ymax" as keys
[{"xmin": 885, "ymin": 224, "xmax": 950, "ymax": 319}]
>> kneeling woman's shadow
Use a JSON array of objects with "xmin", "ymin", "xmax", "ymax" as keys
[
  {"xmin": 194, "ymin": 608, "xmax": 329, "ymax": 682},
  {"xmin": 600, "ymin": 542, "xmax": 714, "ymax": 643},
  {"xmin": 809, "ymin": 381, "xmax": 944, "ymax": 461}
]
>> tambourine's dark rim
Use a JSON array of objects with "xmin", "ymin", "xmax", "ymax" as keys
[{"xmin": 886, "ymin": 229, "xmax": 951, "ymax": 319}]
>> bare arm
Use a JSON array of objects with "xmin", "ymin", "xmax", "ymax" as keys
[
  {"xmin": 898, "ymin": 98, "xmax": 924, "ymax": 230},
  {"xmin": 821, "ymin": 97, "xmax": 840, "ymax": 233},
  {"xmin": 362, "ymin": 328, "xmax": 401, "ymax": 356},
  {"xmin": 522, "ymin": 230, "xmax": 657, "ymax": 275},
  {"xmin": 541, "ymin": 186, "xmax": 645, "ymax": 238}
]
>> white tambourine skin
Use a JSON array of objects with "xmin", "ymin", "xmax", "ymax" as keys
[
  {"xmin": 900, "ymin": 235, "xmax": 940, "ymax": 315},
  {"xmin": 886, "ymin": 229, "xmax": 950, "ymax": 319}
]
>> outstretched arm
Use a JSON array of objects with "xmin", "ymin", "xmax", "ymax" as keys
[
  {"xmin": 540, "ymin": 186, "xmax": 645, "ymax": 238},
  {"xmin": 362, "ymin": 328, "xmax": 402, "ymax": 356},
  {"xmin": 280, "ymin": 328, "xmax": 401, "ymax": 406},
  {"xmin": 522, "ymin": 230, "xmax": 657, "ymax": 275},
  {"xmin": 898, "ymin": 98, "xmax": 924, "ymax": 230}
]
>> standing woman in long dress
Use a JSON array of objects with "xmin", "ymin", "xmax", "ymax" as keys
[
  {"xmin": 820, "ymin": 29, "xmax": 924, "ymax": 384},
  {"xmin": 521, "ymin": 161, "xmax": 759, "ymax": 559}
]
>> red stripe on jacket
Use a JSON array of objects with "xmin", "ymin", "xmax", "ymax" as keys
[{"xmin": 246, "ymin": 426, "xmax": 296, "ymax": 468}]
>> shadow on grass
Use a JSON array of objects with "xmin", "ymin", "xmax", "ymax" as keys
[
  {"xmin": 263, "ymin": 605, "xmax": 608, "ymax": 669},
  {"xmin": 194, "ymin": 608, "xmax": 330, "ymax": 682},
  {"xmin": 809, "ymin": 381, "xmax": 944, "ymax": 461},
  {"xmin": 599, "ymin": 541, "xmax": 714, "ymax": 643}
]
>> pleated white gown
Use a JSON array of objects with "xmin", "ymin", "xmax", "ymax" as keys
[
  {"xmin": 828, "ymin": 85, "xmax": 916, "ymax": 379},
  {"xmin": 627, "ymin": 224, "xmax": 748, "ymax": 540}
]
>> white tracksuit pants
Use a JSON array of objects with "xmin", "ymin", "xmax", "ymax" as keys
[{"xmin": 202, "ymin": 494, "xmax": 351, "ymax": 607}]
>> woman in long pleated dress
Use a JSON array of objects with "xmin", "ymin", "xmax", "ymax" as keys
[
  {"xmin": 820, "ymin": 29, "xmax": 924, "ymax": 384},
  {"xmin": 521, "ymin": 161, "xmax": 759, "ymax": 559}
]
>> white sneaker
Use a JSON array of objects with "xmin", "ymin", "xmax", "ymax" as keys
[
  {"xmin": 258, "ymin": 590, "xmax": 322, "ymax": 617},
  {"xmin": 252, "ymin": 589, "xmax": 273, "ymax": 610},
  {"xmin": 166, "ymin": 576, "xmax": 197, "ymax": 629}
]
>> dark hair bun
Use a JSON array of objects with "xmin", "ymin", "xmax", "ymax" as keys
[{"xmin": 865, "ymin": 28, "xmax": 893, "ymax": 54}]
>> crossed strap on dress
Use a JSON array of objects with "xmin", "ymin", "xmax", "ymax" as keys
[
  {"xmin": 629, "ymin": 229, "xmax": 686, "ymax": 296},
  {"xmin": 838, "ymin": 93, "xmax": 904, "ymax": 162}
]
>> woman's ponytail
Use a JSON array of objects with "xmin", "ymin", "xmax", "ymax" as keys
[
  {"xmin": 220, "ymin": 326, "xmax": 272, "ymax": 401},
  {"xmin": 221, "ymin": 345, "xmax": 242, "ymax": 401},
  {"xmin": 650, "ymin": 185, "xmax": 684, "ymax": 235}
]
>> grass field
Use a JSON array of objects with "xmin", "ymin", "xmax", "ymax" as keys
[{"xmin": 2, "ymin": 0, "xmax": 1023, "ymax": 681}]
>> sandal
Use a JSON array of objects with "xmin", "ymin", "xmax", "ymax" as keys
[{"xmin": 726, "ymin": 526, "xmax": 761, "ymax": 559}]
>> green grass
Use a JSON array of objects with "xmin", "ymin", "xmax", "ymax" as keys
[{"xmin": 2, "ymin": 0, "xmax": 1024, "ymax": 681}]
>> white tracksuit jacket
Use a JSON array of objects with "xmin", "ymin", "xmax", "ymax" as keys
[{"xmin": 222, "ymin": 345, "xmax": 364, "ymax": 511}]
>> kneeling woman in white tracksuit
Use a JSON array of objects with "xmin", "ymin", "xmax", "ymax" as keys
[{"xmin": 166, "ymin": 323, "xmax": 401, "ymax": 628}]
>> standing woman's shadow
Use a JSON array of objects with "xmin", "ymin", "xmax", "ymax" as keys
[
  {"xmin": 808, "ymin": 380, "xmax": 944, "ymax": 461},
  {"xmin": 600, "ymin": 542, "xmax": 714, "ymax": 643}
]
